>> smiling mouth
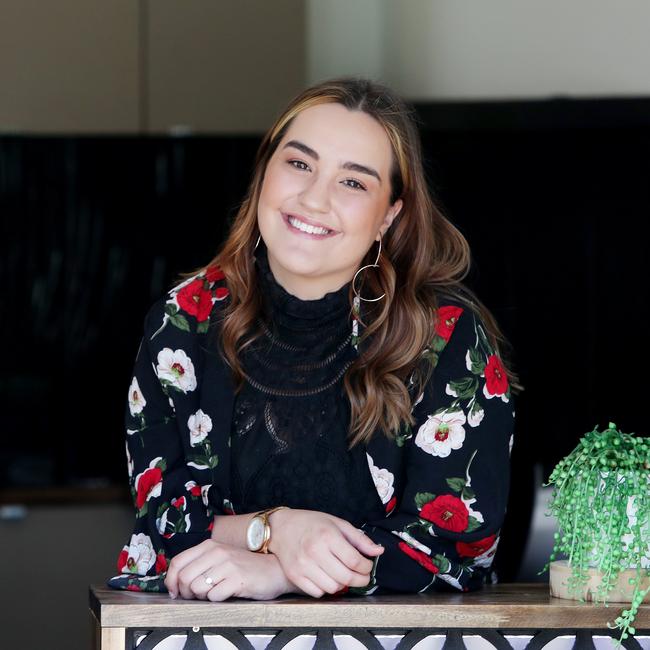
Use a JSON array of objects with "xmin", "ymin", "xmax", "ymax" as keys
[{"xmin": 282, "ymin": 213, "xmax": 337, "ymax": 238}]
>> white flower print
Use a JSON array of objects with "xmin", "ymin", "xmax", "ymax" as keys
[
  {"xmin": 463, "ymin": 499, "xmax": 484, "ymax": 524},
  {"xmin": 415, "ymin": 409, "xmax": 466, "ymax": 458},
  {"xmin": 437, "ymin": 573, "xmax": 463, "ymax": 590},
  {"xmin": 134, "ymin": 457, "xmax": 164, "ymax": 503},
  {"xmin": 155, "ymin": 348, "xmax": 197, "ymax": 393},
  {"xmin": 123, "ymin": 533, "xmax": 156, "ymax": 574},
  {"xmin": 467, "ymin": 399, "xmax": 485, "ymax": 428},
  {"xmin": 472, "ymin": 536, "xmax": 499, "ymax": 568},
  {"xmin": 461, "ymin": 449, "xmax": 484, "ymax": 523},
  {"xmin": 366, "ymin": 453, "xmax": 395, "ymax": 505},
  {"xmin": 125, "ymin": 440, "xmax": 134, "ymax": 480},
  {"xmin": 509, "ymin": 434, "xmax": 514, "ymax": 456},
  {"xmin": 391, "ymin": 530, "xmax": 432, "ymax": 554},
  {"xmin": 128, "ymin": 377, "xmax": 146, "ymax": 416},
  {"xmin": 445, "ymin": 383, "xmax": 458, "ymax": 398},
  {"xmin": 465, "ymin": 349, "xmax": 473, "ymax": 372},
  {"xmin": 483, "ymin": 381, "xmax": 509, "ymax": 403},
  {"xmin": 201, "ymin": 484, "xmax": 212, "ymax": 507},
  {"xmin": 187, "ymin": 409, "xmax": 212, "ymax": 447},
  {"xmin": 156, "ymin": 509, "xmax": 169, "ymax": 535}
]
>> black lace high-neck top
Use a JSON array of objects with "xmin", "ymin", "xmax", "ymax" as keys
[{"xmin": 228, "ymin": 243, "xmax": 385, "ymax": 526}]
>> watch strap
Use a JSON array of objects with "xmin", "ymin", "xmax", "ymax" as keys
[{"xmin": 258, "ymin": 505, "xmax": 289, "ymax": 554}]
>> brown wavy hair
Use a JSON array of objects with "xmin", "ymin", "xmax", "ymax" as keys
[{"xmin": 182, "ymin": 76, "xmax": 521, "ymax": 447}]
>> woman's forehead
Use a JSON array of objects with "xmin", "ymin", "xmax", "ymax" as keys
[{"xmin": 280, "ymin": 103, "xmax": 393, "ymax": 174}]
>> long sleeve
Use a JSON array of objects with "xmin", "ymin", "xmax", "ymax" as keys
[
  {"xmin": 354, "ymin": 304, "xmax": 515, "ymax": 595},
  {"xmin": 106, "ymin": 296, "xmax": 218, "ymax": 593}
]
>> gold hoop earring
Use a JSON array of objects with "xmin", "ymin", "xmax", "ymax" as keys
[{"xmin": 352, "ymin": 238, "xmax": 385, "ymax": 303}]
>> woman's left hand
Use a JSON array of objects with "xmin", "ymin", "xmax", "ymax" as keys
[{"xmin": 164, "ymin": 539, "xmax": 295, "ymax": 601}]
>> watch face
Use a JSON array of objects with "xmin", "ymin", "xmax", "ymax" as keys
[{"xmin": 246, "ymin": 516, "xmax": 266, "ymax": 551}]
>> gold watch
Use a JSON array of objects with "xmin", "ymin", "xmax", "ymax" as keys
[{"xmin": 245, "ymin": 506, "xmax": 288, "ymax": 553}]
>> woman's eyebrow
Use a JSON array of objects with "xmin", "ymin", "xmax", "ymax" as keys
[{"xmin": 282, "ymin": 139, "xmax": 382, "ymax": 184}]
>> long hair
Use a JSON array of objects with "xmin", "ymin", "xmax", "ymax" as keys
[{"xmin": 183, "ymin": 76, "xmax": 521, "ymax": 447}]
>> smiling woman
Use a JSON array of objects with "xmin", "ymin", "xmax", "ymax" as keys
[{"xmin": 106, "ymin": 76, "xmax": 521, "ymax": 601}]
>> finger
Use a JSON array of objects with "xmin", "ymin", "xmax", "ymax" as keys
[
  {"xmin": 177, "ymin": 554, "xmax": 223, "ymax": 600},
  {"xmin": 192, "ymin": 572, "xmax": 226, "ymax": 600},
  {"xmin": 165, "ymin": 540, "xmax": 213, "ymax": 596},
  {"xmin": 330, "ymin": 541, "xmax": 375, "ymax": 576},
  {"xmin": 206, "ymin": 578, "xmax": 237, "ymax": 602},
  {"xmin": 304, "ymin": 563, "xmax": 346, "ymax": 596},
  {"xmin": 293, "ymin": 575, "xmax": 326, "ymax": 598},
  {"xmin": 334, "ymin": 521, "xmax": 384, "ymax": 556},
  {"xmin": 318, "ymin": 550, "xmax": 365, "ymax": 588}
]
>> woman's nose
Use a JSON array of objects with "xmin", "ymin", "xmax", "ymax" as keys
[{"xmin": 298, "ymin": 174, "xmax": 331, "ymax": 213}]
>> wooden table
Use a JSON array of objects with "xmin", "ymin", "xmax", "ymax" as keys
[{"xmin": 89, "ymin": 583, "xmax": 650, "ymax": 650}]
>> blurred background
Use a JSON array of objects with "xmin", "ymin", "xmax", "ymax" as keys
[{"xmin": 1, "ymin": 1, "xmax": 649, "ymax": 647}]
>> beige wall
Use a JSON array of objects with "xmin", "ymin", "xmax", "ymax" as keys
[
  {"xmin": 382, "ymin": 0, "xmax": 650, "ymax": 100},
  {"xmin": 0, "ymin": 0, "xmax": 140, "ymax": 133},
  {"xmin": 307, "ymin": 0, "xmax": 650, "ymax": 100},
  {"xmin": 0, "ymin": 0, "xmax": 306, "ymax": 134},
  {"xmin": 147, "ymin": 1, "xmax": 306, "ymax": 134}
]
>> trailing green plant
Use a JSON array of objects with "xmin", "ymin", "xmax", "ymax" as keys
[{"xmin": 540, "ymin": 422, "xmax": 650, "ymax": 644}]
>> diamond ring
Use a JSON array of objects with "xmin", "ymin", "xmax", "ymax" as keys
[{"xmin": 204, "ymin": 576, "xmax": 214, "ymax": 585}]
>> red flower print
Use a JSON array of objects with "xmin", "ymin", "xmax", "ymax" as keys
[
  {"xmin": 187, "ymin": 485, "xmax": 201, "ymax": 497},
  {"xmin": 117, "ymin": 547, "xmax": 129, "ymax": 572},
  {"xmin": 385, "ymin": 496, "xmax": 397, "ymax": 515},
  {"xmin": 484, "ymin": 355, "xmax": 508, "ymax": 397},
  {"xmin": 206, "ymin": 264, "xmax": 225, "ymax": 283},
  {"xmin": 207, "ymin": 520, "xmax": 214, "ymax": 531},
  {"xmin": 136, "ymin": 467, "xmax": 163, "ymax": 510},
  {"xmin": 398, "ymin": 541, "xmax": 439, "ymax": 574},
  {"xmin": 171, "ymin": 496, "xmax": 186, "ymax": 509},
  {"xmin": 155, "ymin": 551, "xmax": 168, "ymax": 573},
  {"xmin": 456, "ymin": 534, "xmax": 497, "ymax": 558},
  {"xmin": 435, "ymin": 306, "xmax": 464, "ymax": 342},
  {"xmin": 214, "ymin": 286, "xmax": 230, "ymax": 300},
  {"xmin": 177, "ymin": 279, "xmax": 213, "ymax": 322},
  {"xmin": 420, "ymin": 494, "xmax": 469, "ymax": 532},
  {"xmin": 126, "ymin": 584, "xmax": 142, "ymax": 592}
]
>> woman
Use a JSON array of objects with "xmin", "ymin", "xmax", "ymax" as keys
[{"xmin": 107, "ymin": 77, "xmax": 519, "ymax": 600}]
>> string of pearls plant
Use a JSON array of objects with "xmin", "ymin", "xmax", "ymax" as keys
[{"xmin": 542, "ymin": 423, "xmax": 649, "ymax": 644}]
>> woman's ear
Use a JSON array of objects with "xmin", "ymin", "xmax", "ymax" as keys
[{"xmin": 377, "ymin": 198, "xmax": 403, "ymax": 240}]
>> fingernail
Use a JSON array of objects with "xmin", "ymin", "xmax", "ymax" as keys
[{"xmin": 169, "ymin": 591, "xmax": 177, "ymax": 599}]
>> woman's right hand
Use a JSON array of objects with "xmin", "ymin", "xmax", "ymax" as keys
[{"xmin": 267, "ymin": 508, "xmax": 384, "ymax": 597}]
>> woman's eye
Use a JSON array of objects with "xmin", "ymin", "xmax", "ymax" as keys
[
  {"xmin": 288, "ymin": 159, "xmax": 309, "ymax": 171},
  {"xmin": 343, "ymin": 178, "xmax": 366, "ymax": 191}
]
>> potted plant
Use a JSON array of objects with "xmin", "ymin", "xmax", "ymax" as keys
[{"xmin": 542, "ymin": 422, "xmax": 649, "ymax": 643}]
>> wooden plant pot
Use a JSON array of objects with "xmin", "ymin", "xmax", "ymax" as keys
[{"xmin": 550, "ymin": 560, "xmax": 650, "ymax": 603}]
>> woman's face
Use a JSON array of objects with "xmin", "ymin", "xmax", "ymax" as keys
[{"xmin": 257, "ymin": 102, "xmax": 403, "ymax": 300}]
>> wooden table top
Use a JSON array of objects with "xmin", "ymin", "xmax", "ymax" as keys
[{"xmin": 89, "ymin": 583, "xmax": 650, "ymax": 629}]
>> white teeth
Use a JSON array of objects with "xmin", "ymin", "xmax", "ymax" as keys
[{"xmin": 288, "ymin": 215, "xmax": 331, "ymax": 235}]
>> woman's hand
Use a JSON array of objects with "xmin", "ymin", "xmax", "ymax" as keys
[
  {"xmin": 164, "ymin": 539, "xmax": 296, "ymax": 601},
  {"xmin": 267, "ymin": 508, "xmax": 384, "ymax": 597}
]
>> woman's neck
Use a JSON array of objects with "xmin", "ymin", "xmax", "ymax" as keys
[{"xmin": 265, "ymin": 249, "xmax": 353, "ymax": 301}]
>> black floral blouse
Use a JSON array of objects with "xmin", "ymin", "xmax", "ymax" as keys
[{"xmin": 106, "ymin": 249, "xmax": 515, "ymax": 596}]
